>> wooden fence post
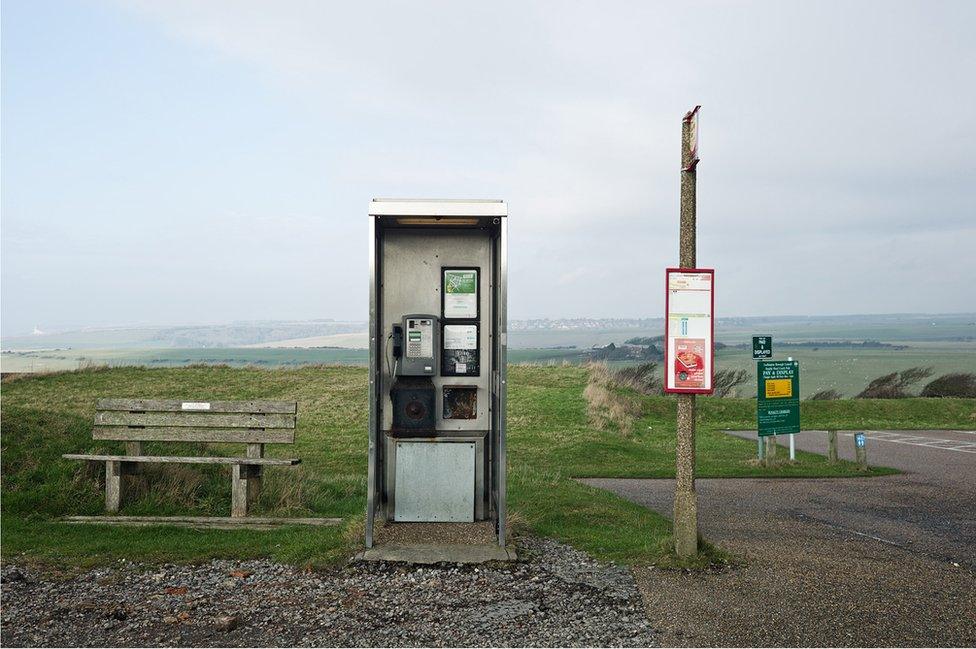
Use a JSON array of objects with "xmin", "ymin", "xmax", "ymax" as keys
[{"xmin": 827, "ymin": 430, "xmax": 838, "ymax": 463}]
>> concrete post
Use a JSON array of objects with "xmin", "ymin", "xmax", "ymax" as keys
[
  {"xmin": 827, "ymin": 430, "xmax": 838, "ymax": 463},
  {"xmin": 855, "ymin": 438, "xmax": 868, "ymax": 471},
  {"xmin": 673, "ymin": 107, "xmax": 699, "ymax": 559}
]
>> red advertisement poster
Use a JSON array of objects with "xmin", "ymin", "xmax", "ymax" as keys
[{"xmin": 673, "ymin": 338, "xmax": 706, "ymax": 389}]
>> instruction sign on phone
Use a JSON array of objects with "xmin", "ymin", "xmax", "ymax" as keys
[
  {"xmin": 442, "ymin": 324, "xmax": 479, "ymax": 376},
  {"xmin": 664, "ymin": 269, "xmax": 714, "ymax": 394}
]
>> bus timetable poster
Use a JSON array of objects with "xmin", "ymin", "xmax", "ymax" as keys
[{"xmin": 664, "ymin": 268, "xmax": 714, "ymax": 394}]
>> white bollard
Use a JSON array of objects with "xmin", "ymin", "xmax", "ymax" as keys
[{"xmin": 789, "ymin": 433, "xmax": 795, "ymax": 461}]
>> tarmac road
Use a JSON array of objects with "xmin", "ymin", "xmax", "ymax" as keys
[
  {"xmin": 584, "ymin": 429, "xmax": 976, "ymax": 647},
  {"xmin": 722, "ymin": 428, "xmax": 976, "ymax": 567}
]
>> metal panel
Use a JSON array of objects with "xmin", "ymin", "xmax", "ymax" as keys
[
  {"xmin": 394, "ymin": 441, "xmax": 476, "ymax": 522},
  {"xmin": 366, "ymin": 215, "xmax": 379, "ymax": 548},
  {"xmin": 384, "ymin": 432, "xmax": 486, "ymax": 520},
  {"xmin": 380, "ymin": 230, "xmax": 492, "ymax": 432},
  {"xmin": 496, "ymin": 216, "xmax": 508, "ymax": 547},
  {"xmin": 369, "ymin": 199, "xmax": 507, "ymax": 217}
]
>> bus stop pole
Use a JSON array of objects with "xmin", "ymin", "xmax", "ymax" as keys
[{"xmin": 673, "ymin": 107, "xmax": 700, "ymax": 559}]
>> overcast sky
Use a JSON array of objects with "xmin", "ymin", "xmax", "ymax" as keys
[{"xmin": 2, "ymin": 0, "xmax": 974, "ymax": 335}]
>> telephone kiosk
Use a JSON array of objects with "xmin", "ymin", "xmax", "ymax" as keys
[{"xmin": 367, "ymin": 199, "xmax": 507, "ymax": 548}]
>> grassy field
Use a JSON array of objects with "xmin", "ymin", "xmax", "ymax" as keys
[
  {"xmin": 7, "ymin": 343, "xmax": 975, "ymax": 400},
  {"xmin": 3, "ymin": 365, "xmax": 973, "ymax": 569}
]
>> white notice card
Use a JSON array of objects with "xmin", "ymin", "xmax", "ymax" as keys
[{"xmin": 443, "ymin": 324, "xmax": 478, "ymax": 350}]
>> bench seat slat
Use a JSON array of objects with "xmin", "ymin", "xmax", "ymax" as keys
[
  {"xmin": 92, "ymin": 426, "xmax": 294, "ymax": 444},
  {"xmin": 96, "ymin": 399, "xmax": 297, "ymax": 414},
  {"xmin": 63, "ymin": 454, "xmax": 300, "ymax": 466},
  {"xmin": 95, "ymin": 411, "xmax": 295, "ymax": 429}
]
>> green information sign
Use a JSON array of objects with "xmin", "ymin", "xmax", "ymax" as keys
[
  {"xmin": 757, "ymin": 360, "xmax": 800, "ymax": 437},
  {"xmin": 752, "ymin": 335, "xmax": 772, "ymax": 359}
]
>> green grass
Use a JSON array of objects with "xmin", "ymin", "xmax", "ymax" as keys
[
  {"xmin": 3, "ymin": 365, "xmax": 973, "ymax": 569},
  {"xmin": 6, "ymin": 338, "xmax": 975, "ymax": 403}
]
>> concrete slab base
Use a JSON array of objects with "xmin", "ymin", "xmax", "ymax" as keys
[
  {"xmin": 63, "ymin": 515, "xmax": 343, "ymax": 530},
  {"xmin": 357, "ymin": 543, "xmax": 517, "ymax": 564}
]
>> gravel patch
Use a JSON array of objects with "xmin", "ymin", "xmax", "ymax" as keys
[{"xmin": 1, "ymin": 536, "xmax": 658, "ymax": 647}]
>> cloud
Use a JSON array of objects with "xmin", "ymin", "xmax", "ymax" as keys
[{"xmin": 2, "ymin": 0, "xmax": 974, "ymax": 333}]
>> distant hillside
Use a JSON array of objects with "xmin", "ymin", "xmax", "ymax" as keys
[
  {"xmin": 1, "ymin": 320, "xmax": 366, "ymax": 350},
  {"xmin": 4, "ymin": 313, "xmax": 974, "ymax": 352}
]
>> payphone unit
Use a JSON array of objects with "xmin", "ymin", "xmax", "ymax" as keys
[
  {"xmin": 389, "ymin": 315, "xmax": 439, "ymax": 435},
  {"xmin": 392, "ymin": 315, "xmax": 438, "ymax": 377}
]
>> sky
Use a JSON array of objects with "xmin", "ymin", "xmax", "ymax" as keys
[{"xmin": 2, "ymin": 0, "xmax": 974, "ymax": 336}]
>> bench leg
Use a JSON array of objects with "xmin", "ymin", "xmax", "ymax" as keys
[
  {"xmin": 246, "ymin": 444, "xmax": 264, "ymax": 506},
  {"xmin": 231, "ymin": 465, "xmax": 250, "ymax": 518},
  {"xmin": 105, "ymin": 460, "xmax": 122, "ymax": 512},
  {"xmin": 232, "ymin": 463, "xmax": 263, "ymax": 517},
  {"xmin": 125, "ymin": 441, "xmax": 144, "ymax": 474}
]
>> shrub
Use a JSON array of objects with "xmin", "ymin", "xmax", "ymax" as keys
[
  {"xmin": 613, "ymin": 362, "xmax": 662, "ymax": 395},
  {"xmin": 856, "ymin": 366, "xmax": 933, "ymax": 399},
  {"xmin": 583, "ymin": 363, "xmax": 647, "ymax": 434},
  {"xmin": 713, "ymin": 368, "xmax": 749, "ymax": 398},
  {"xmin": 920, "ymin": 373, "xmax": 976, "ymax": 398},
  {"xmin": 808, "ymin": 389, "xmax": 843, "ymax": 400}
]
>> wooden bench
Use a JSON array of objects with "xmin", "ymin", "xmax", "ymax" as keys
[{"xmin": 63, "ymin": 399, "xmax": 300, "ymax": 517}]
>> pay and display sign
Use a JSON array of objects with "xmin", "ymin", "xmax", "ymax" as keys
[
  {"xmin": 757, "ymin": 360, "xmax": 800, "ymax": 437},
  {"xmin": 752, "ymin": 335, "xmax": 772, "ymax": 359}
]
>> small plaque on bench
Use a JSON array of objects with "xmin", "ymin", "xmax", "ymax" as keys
[{"xmin": 181, "ymin": 402, "xmax": 211, "ymax": 411}]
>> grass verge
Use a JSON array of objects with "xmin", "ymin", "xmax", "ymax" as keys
[{"xmin": 3, "ymin": 365, "xmax": 972, "ymax": 568}]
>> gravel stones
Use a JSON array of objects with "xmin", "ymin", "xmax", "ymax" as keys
[
  {"xmin": 215, "ymin": 615, "xmax": 242, "ymax": 632},
  {"xmin": 0, "ymin": 536, "xmax": 658, "ymax": 647}
]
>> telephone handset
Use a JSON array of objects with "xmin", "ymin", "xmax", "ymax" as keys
[{"xmin": 391, "ymin": 324, "xmax": 403, "ymax": 360}]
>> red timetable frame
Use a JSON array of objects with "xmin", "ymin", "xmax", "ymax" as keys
[{"xmin": 664, "ymin": 268, "xmax": 715, "ymax": 395}]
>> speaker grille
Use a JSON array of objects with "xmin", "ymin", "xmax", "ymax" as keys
[{"xmin": 390, "ymin": 377, "xmax": 436, "ymax": 435}]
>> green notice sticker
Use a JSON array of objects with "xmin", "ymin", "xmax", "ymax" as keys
[{"xmin": 445, "ymin": 271, "xmax": 477, "ymax": 294}]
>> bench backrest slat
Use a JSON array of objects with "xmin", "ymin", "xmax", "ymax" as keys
[
  {"xmin": 96, "ymin": 399, "xmax": 296, "ymax": 414},
  {"xmin": 92, "ymin": 427, "xmax": 295, "ymax": 444},
  {"xmin": 93, "ymin": 399, "xmax": 297, "ymax": 444},
  {"xmin": 94, "ymin": 411, "xmax": 294, "ymax": 429}
]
